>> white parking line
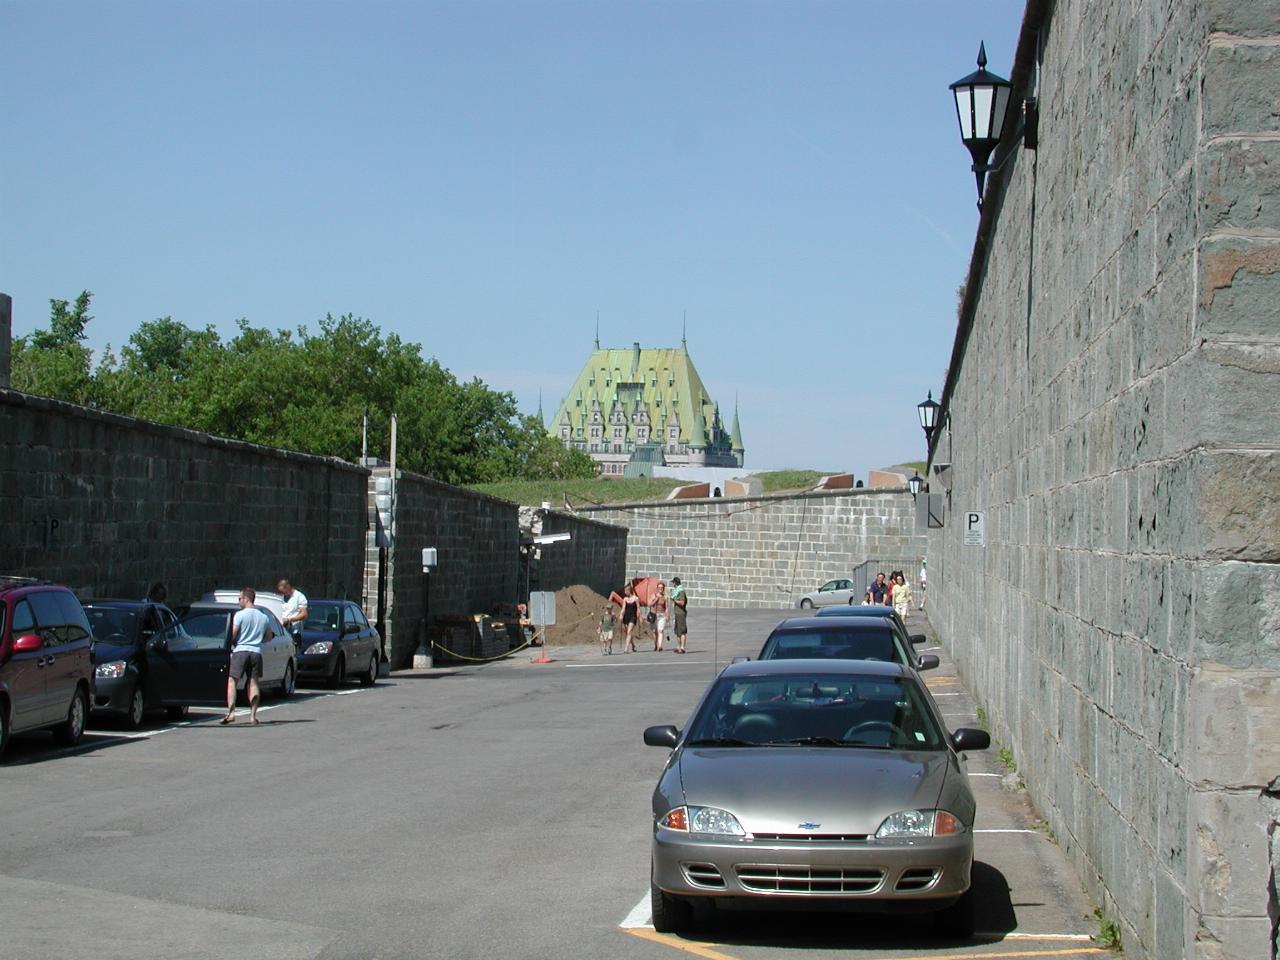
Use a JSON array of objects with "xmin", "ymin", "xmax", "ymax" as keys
[
  {"xmin": 90, "ymin": 688, "xmax": 370, "ymax": 741},
  {"xmin": 619, "ymin": 893, "xmax": 652, "ymax": 929},
  {"xmin": 974, "ymin": 828, "xmax": 1040, "ymax": 834},
  {"xmin": 565, "ymin": 660, "xmax": 717, "ymax": 668}
]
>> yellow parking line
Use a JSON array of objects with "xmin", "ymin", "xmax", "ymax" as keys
[
  {"xmin": 623, "ymin": 927, "xmax": 1106, "ymax": 960},
  {"xmin": 893, "ymin": 951, "xmax": 1107, "ymax": 960},
  {"xmin": 623, "ymin": 928, "xmax": 743, "ymax": 959}
]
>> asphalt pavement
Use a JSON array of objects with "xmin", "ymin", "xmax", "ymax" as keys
[{"xmin": 0, "ymin": 606, "xmax": 1106, "ymax": 960}]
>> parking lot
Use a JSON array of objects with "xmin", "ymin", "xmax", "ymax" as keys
[{"xmin": 0, "ymin": 607, "xmax": 1106, "ymax": 960}]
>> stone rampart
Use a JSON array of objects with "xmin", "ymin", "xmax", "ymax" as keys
[
  {"xmin": 926, "ymin": 2, "xmax": 1280, "ymax": 957},
  {"xmin": 0, "ymin": 388, "xmax": 367, "ymax": 603},
  {"xmin": 582, "ymin": 489, "xmax": 924, "ymax": 607},
  {"xmin": 536, "ymin": 510, "xmax": 627, "ymax": 599}
]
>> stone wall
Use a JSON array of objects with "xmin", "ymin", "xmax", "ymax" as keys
[
  {"xmin": 0, "ymin": 388, "xmax": 367, "ymax": 603},
  {"xmin": 363, "ymin": 465, "xmax": 520, "ymax": 668},
  {"xmin": 926, "ymin": 2, "xmax": 1280, "ymax": 957},
  {"xmin": 535, "ymin": 510, "xmax": 627, "ymax": 599},
  {"xmin": 582, "ymin": 489, "xmax": 924, "ymax": 607}
]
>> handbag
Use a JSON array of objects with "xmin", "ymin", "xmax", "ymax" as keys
[{"xmin": 646, "ymin": 611, "xmax": 657, "ymax": 624}]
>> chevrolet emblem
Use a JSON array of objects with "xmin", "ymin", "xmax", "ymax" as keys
[{"xmin": 798, "ymin": 821, "xmax": 821, "ymax": 830}]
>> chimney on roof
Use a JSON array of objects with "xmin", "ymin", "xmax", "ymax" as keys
[
  {"xmin": 632, "ymin": 341, "xmax": 641, "ymax": 378},
  {"xmin": 0, "ymin": 293, "xmax": 11, "ymax": 389}
]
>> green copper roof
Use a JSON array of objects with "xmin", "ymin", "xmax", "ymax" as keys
[
  {"xmin": 731, "ymin": 402, "xmax": 744, "ymax": 451},
  {"xmin": 551, "ymin": 342, "xmax": 732, "ymax": 450}
]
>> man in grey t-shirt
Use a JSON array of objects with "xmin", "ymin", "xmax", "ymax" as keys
[{"xmin": 223, "ymin": 587, "xmax": 273, "ymax": 725}]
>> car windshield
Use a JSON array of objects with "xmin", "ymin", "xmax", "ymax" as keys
[
  {"xmin": 304, "ymin": 603, "xmax": 342, "ymax": 632},
  {"xmin": 85, "ymin": 607, "xmax": 140, "ymax": 644},
  {"xmin": 685, "ymin": 673, "xmax": 945, "ymax": 751},
  {"xmin": 759, "ymin": 627, "xmax": 904, "ymax": 665}
]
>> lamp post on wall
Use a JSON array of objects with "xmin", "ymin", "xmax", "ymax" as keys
[
  {"xmin": 908, "ymin": 473, "xmax": 924, "ymax": 499},
  {"xmin": 949, "ymin": 43, "xmax": 1038, "ymax": 209},
  {"xmin": 918, "ymin": 391, "xmax": 940, "ymax": 451}
]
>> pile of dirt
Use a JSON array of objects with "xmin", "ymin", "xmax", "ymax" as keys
[
  {"xmin": 542, "ymin": 584, "xmax": 612, "ymax": 648},
  {"xmin": 541, "ymin": 583, "xmax": 666, "ymax": 649}
]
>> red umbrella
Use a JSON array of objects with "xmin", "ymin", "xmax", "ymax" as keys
[{"xmin": 630, "ymin": 576, "xmax": 663, "ymax": 607}]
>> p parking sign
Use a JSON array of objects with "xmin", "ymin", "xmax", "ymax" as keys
[{"xmin": 963, "ymin": 511, "xmax": 985, "ymax": 546}]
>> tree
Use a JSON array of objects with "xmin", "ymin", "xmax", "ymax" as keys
[{"xmin": 10, "ymin": 291, "xmax": 103, "ymax": 405}]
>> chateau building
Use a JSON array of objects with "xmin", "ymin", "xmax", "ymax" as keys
[{"xmin": 550, "ymin": 338, "xmax": 744, "ymax": 477}]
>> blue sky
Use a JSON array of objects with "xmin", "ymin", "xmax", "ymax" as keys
[{"xmin": 4, "ymin": 0, "xmax": 1026, "ymax": 472}]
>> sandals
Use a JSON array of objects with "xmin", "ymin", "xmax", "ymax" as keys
[{"xmin": 220, "ymin": 714, "xmax": 235, "ymax": 725}]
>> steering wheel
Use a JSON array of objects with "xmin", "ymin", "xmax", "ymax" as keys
[{"xmin": 844, "ymin": 720, "xmax": 908, "ymax": 742}]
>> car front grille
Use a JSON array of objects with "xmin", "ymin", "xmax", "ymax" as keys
[
  {"xmin": 894, "ymin": 867, "xmax": 941, "ymax": 892},
  {"xmin": 682, "ymin": 862, "xmax": 725, "ymax": 888},
  {"xmin": 751, "ymin": 833, "xmax": 869, "ymax": 843},
  {"xmin": 734, "ymin": 864, "xmax": 885, "ymax": 895}
]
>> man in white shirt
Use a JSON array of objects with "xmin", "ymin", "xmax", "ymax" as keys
[
  {"xmin": 224, "ymin": 587, "xmax": 273, "ymax": 725},
  {"xmin": 277, "ymin": 579, "xmax": 309, "ymax": 643}
]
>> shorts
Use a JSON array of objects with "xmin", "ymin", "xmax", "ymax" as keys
[
  {"xmin": 229, "ymin": 649, "xmax": 264, "ymax": 680},
  {"xmin": 656, "ymin": 615, "xmax": 667, "ymax": 637},
  {"xmin": 600, "ymin": 628, "xmax": 614, "ymax": 641},
  {"xmin": 674, "ymin": 606, "xmax": 687, "ymax": 636}
]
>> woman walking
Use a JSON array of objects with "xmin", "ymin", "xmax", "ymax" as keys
[
  {"xmin": 620, "ymin": 583, "xmax": 640, "ymax": 653},
  {"xmin": 891, "ymin": 572, "xmax": 913, "ymax": 621},
  {"xmin": 651, "ymin": 582, "xmax": 669, "ymax": 652}
]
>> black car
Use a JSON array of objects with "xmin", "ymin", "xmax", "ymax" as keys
[
  {"xmin": 756, "ymin": 616, "xmax": 940, "ymax": 674},
  {"xmin": 295, "ymin": 600, "xmax": 380, "ymax": 688},
  {"xmin": 84, "ymin": 599, "xmax": 187, "ymax": 727}
]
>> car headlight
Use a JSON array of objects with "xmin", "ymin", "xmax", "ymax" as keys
[
  {"xmin": 95, "ymin": 660, "xmax": 128, "ymax": 679},
  {"xmin": 659, "ymin": 805, "xmax": 746, "ymax": 837},
  {"xmin": 875, "ymin": 809, "xmax": 966, "ymax": 838},
  {"xmin": 304, "ymin": 641, "xmax": 333, "ymax": 655}
]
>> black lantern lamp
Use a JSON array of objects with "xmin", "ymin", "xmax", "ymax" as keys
[
  {"xmin": 908, "ymin": 473, "xmax": 924, "ymax": 498},
  {"xmin": 949, "ymin": 43, "xmax": 1037, "ymax": 209},
  {"xmin": 918, "ymin": 390, "xmax": 941, "ymax": 443}
]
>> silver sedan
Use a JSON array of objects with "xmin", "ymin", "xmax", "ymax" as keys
[
  {"xmin": 643, "ymin": 659, "xmax": 989, "ymax": 935},
  {"xmin": 796, "ymin": 578, "xmax": 857, "ymax": 609}
]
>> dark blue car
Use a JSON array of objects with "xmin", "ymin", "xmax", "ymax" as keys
[{"xmin": 295, "ymin": 600, "xmax": 380, "ymax": 688}]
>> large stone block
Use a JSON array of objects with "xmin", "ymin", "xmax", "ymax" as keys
[
  {"xmin": 1198, "ymin": 236, "xmax": 1280, "ymax": 340},
  {"xmin": 1201, "ymin": 138, "xmax": 1280, "ymax": 233},
  {"xmin": 1193, "ymin": 449, "xmax": 1280, "ymax": 562},
  {"xmin": 1203, "ymin": 40, "xmax": 1280, "ymax": 138},
  {"xmin": 1186, "ymin": 663, "xmax": 1280, "ymax": 787},
  {"xmin": 1189, "ymin": 787, "xmax": 1273, "ymax": 918},
  {"xmin": 1194, "ymin": 561, "xmax": 1280, "ymax": 670}
]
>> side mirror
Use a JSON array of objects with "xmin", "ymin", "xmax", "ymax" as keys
[
  {"xmin": 643, "ymin": 725, "xmax": 680, "ymax": 749},
  {"xmin": 344, "ymin": 622, "xmax": 361, "ymax": 635},
  {"xmin": 14, "ymin": 633, "xmax": 43, "ymax": 652},
  {"xmin": 730, "ymin": 656, "xmax": 751, "ymax": 664},
  {"xmin": 951, "ymin": 728, "xmax": 991, "ymax": 752},
  {"xmin": 916, "ymin": 654, "xmax": 940, "ymax": 671},
  {"xmin": 909, "ymin": 634, "xmax": 926, "ymax": 645}
]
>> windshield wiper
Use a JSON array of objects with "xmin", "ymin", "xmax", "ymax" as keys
[
  {"xmin": 686, "ymin": 737, "xmax": 757, "ymax": 747},
  {"xmin": 771, "ymin": 736, "xmax": 854, "ymax": 747}
]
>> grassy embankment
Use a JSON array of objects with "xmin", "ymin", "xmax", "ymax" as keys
[{"xmin": 469, "ymin": 469, "xmax": 869, "ymax": 506}]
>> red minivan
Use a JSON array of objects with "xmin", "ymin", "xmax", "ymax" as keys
[{"xmin": 0, "ymin": 577, "xmax": 94, "ymax": 759}]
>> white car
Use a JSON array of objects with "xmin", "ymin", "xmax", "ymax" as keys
[{"xmin": 796, "ymin": 578, "xmax": 858, "ymax": 609}]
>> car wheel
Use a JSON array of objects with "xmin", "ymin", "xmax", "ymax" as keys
[
  {"xmin": 124, "ymin": 685, "xmax": 146, "ymax": 730},
  {"xmin": 360, "ymin": 654, "xmax": 378, "ymax": 687},
  {"xmin": 933, "ymin": 887, "xmax": 975, "ymax": 939},
  {"xmin": 327, "ymin": 654, "xmax": 346, "ymax": 689},
  {"xmin": 165, "ymin": 705, "xmax": 189, "ymax": 721},
  {"xmin": 650, "ymin": 877, "xmax": 692, "ymax": 933},
  {"xmin": 279, "ymin": 662, "xmax": 296, "ymax": 698},
  {"xmin": 799, "ymin": 598, "xmax": 813, "ymax": 610},
  {"xmin": 53, "ymin": 687, "xmax": 88, "ymax": 747}
]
